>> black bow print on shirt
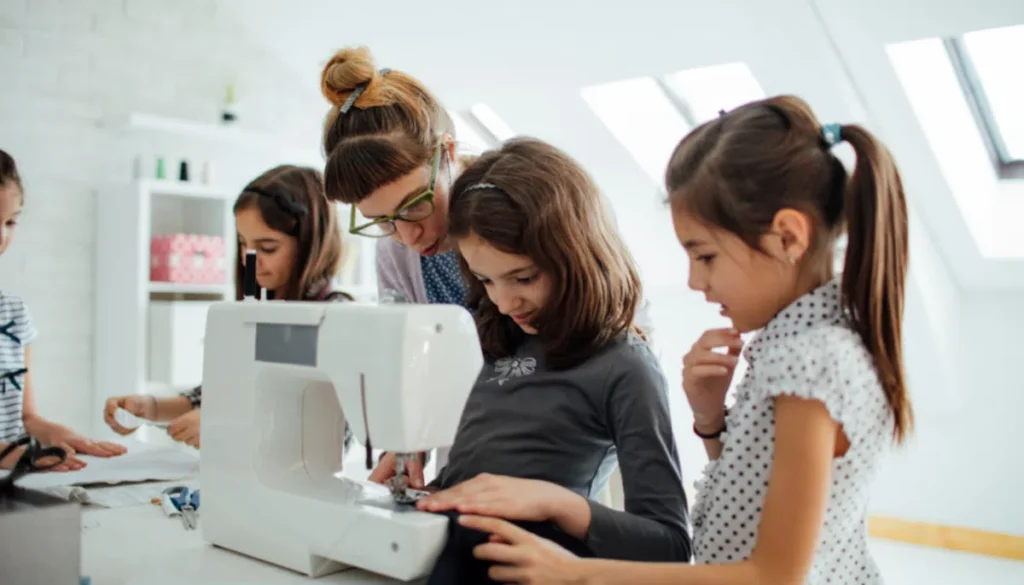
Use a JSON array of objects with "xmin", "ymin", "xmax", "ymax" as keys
[
  {"xmin": 0, "ymin": 319, "xmax": 21, "ymax": 345},
  {"xmin": 0, "ymin": 319, "xmax": 26, "ymax": 394},
  {"xmin": 0, "ymin": 368, "xmax": 27, "ymax": 394}
]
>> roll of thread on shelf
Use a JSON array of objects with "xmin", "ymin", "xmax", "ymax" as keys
[{"xmin": 243, "ymin": 250, "xmax": 260, "ymax": 301}]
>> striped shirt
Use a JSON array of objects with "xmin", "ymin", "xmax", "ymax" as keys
[{"xmin": 0, "ymin": 291, "xmax": 37, "ymax": 443}]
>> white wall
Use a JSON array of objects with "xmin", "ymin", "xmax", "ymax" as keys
[
  {"xmin": 869, "ymin": 292, "xmax": 1024, "ymax": 534},
  {"xmin": 1, "ymin": 0, "xmax": 1021, "ymax": 539},
  {"xmin": 0, "ymin": 0, "xmax": 324, "ymax": 432}
]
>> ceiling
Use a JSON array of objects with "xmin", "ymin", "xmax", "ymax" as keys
[{"xmin": 219, "ymin": 0, "xmax": 1024, "ymax": 291}]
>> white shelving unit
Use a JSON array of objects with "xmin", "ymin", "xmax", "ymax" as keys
[
  {"xmin": 148, "ymin": 281, "xmax": 231, "ymax": 295},
  {"xmin": 116, "ymin": 112, "xmax": 324, "ymax": 162},
  {"xmin": 140, "ymin": 178, "xmax": 237, "ymax": 200},
  {"xmin": 94, "ymin": 179, "xmax": 235, "ymax": 433},
  {"xmin": 93, "ymin": 113, "xmax": 379, "ymax": 435}
]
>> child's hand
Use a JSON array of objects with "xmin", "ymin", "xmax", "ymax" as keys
[
  {"xmin": 104, "ymin": 395, "xmax": 157, "ymax": 435},
  {"xmin": 43, "ymin": 427, "xmax": 128, "ymax": 459},
  {"xmin": 0, "ymin": 444, "xmax": 81, "ymax": 472},
  {"xmin": 416, "ymin": 474, "xmax": 575, "ymax": 525},
  {"xmin": 683, "ymin": 328, "xmax": 744, "ymax": 432},
  {"xmin": 368, "ymin": 452, "xmax": 426, "ymax": 489},
  {"xmin": 167, "ymin": 409, "xmax": 201, "ymax": 448}
]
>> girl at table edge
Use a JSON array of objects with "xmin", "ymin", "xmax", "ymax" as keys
[
  {"xmin": 454, "ymin": 96, "xmax": 913, "ymax": 585},
  {"xmin": 415, "ymin": 137, "xmax": 692, "ymax": 568},
  {"xmin": 0, "ymin": 149, "xmax": 126, "ymax": 471},
  {"xmin": 102, "ymin": 165, "xmax": 352, "ymax": 449}
]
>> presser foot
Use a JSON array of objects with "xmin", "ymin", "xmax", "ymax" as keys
[
  {"xmin": 389, "ymin": 473, "xmax": 411, "ymax": 503},
  {"xmin": 389, "ymin": 453, "xmax": 430, "ymax": 505},
  {"xmin": 388, "ymin": 473, "xmax": 430, "ymax": 505}
]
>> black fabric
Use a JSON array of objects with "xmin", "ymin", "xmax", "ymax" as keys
[
  {"xmin": 426, "ymin": 510, "xmax": 593, "ymax": 585},
  {"xmin": 430, "ymin": 334, "xmax": 692, "ymax": 562}
]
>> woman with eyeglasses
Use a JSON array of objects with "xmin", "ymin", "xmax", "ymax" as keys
[{"xmin": 319, "ymin": 47, "xmax": 653, "ymax": 487}]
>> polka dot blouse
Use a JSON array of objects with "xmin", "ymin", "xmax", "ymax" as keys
[
  {"xmin": 420, "ymin": 250, "xmax": 471, "ymax": 307},
  {"xmin": 691, "ymin": 278, "xmax": 893, "ymax": 584}
]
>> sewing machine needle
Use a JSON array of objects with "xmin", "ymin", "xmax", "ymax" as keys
[
  {"xmin": 182, "ymin": 505, "xmax": 197, "ymax": 530},
  {"xmin": 395, "ymin": 454, "xmax": 406, "ymax": 484}
]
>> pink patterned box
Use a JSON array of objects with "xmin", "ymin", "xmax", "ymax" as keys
[{"xmin": 150, "ymin": 234, "xmax": 227, "ymax": 284}]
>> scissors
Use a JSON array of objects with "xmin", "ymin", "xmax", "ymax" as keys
[
  {"xmin": 0, "ymin": 435, "xmax": 67, "ymax": 493},
  {"xmin": 165, "ymin": 486, "xmax": 200, "ymax": 530}
]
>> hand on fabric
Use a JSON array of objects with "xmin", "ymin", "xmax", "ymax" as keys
[
  {"xmin": 683, "ymin": 327, "xmax": 744, "ymax": 431},
  {"xmin": 103, "ymin": 394, "xmax": 157, "ymax": 435},
  {"xmin": 27, "ymin": 416, "xmax": 127, "ymax": 458},
  {"xmin": 0, "ymin": 444, "xmax": 79, "ymax": 472},
  {"xmin": 368, "ymin": 452, "xmax": 426, "ymax": 489},
  {"xmin": 167, "ymin": 408, "xmax": 201, "ymax": 448},
  {"xmin": 458, "ymin": 515, "xmax": 588, "ymax": 585},
  {"xmin": 417, "ymin": 473, "xmax": 577, "ymax": 525}
]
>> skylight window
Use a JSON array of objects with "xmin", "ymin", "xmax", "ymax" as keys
[
  {"xmin": 449, "ymin": 110, "xmax": 492, "ymax": 156},
  {"xmin": 582, "ymin": 77, "xmax": 692, "ymax": 184},
  {"xmin": 887, "ymin": 34, "xmax": 1024, "ymax": 259},
  {"xmin": 662, "ymin": 62, "xmax": 766, "ymax": 124},
  {"xmin": 583, "ymin": 62, "xmax": 766, "ymax": 186},
  {"xmin": 468, "ymin": 104, "xmax": 516, "ymax": 142},
  {"xmin": 956, "ymin": 24, "xmax": 1024, "ymax": 166},
  {"xmin": 958, "ymin": 24, "xmax": 1024, "ymax": 162}
]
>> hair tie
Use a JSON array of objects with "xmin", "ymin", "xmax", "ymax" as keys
[
  {"xmin": 822, "ymin": 124, "xmax": 842, "ymax": 147},
  {"xmin": 339, "ymin": 68, "xmax": 392, "ymax": 114},
  {"xmin": 718, "ymin": 109, "xmax": 727, "ymax": 118},
  {"xmin": 246, "ymin": 187, "xmax": 307, "ymax": 228}
]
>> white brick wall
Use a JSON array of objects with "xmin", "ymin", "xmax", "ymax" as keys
[{"xmin": 0, "ymin": 0, "xmax": 324, "ymax": 432}]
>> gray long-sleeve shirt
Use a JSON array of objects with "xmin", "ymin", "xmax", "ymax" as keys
[{"xmin": 432, "ymin": 333, "xmax": 692, "ymax": 562}]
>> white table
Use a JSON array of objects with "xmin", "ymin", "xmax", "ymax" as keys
[{"xmin": 81, "ymin": 504, "xmax": 410, "ymax": 585}]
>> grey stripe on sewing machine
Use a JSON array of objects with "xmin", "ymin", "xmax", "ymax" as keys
[{"xmin": 255, "ymin": 323, "xmax": 318, "ymax": 366}]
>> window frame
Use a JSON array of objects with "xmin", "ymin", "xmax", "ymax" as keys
[{"xmin": 944, "ymin": 37, "xmax": 1024, "ymax": 180}]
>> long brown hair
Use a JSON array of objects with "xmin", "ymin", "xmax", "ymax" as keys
[
  {"xmin": 319, "ymin": 46, "xmax": 462, "ymax": 204},
  {"xmin": 665, "ymin": 95, "xmax": 912, "ymax": 443},
  {"xmin": 449, "ymin": 137, "xmax": 642, "ymax": 370},
  {"xmin": 233, "ymin": 165, "xmax": 344, "ymax": 301},
  {"xmin": 0, "ymin": 149, "xmax": 24, "ymax": 201}
]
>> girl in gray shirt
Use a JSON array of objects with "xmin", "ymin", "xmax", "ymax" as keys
[{"xmin": 394, "ymin": 137, "xmax": 692, "ymax": 564}]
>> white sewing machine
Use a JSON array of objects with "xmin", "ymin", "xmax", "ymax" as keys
[{"xmin": 199, "ymin": 300, "xmax": 483, "ymax": 582}]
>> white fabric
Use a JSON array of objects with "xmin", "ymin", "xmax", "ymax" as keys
[{"xmin": 692, "ymin": 279, "xmax": 894, "ymax": 584}]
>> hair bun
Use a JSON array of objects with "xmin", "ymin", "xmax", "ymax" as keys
[{"xmin": 321, "ymin": 46, "xmax": 380, "ymax": 108}]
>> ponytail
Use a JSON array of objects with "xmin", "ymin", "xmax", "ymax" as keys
[
  {"xmin": 839, "ymin": 125, "xmax": 913, "ymax": 443},
  {"xmin": 663, "ymin": 95, "xmax": 914, "ymax": 443}
]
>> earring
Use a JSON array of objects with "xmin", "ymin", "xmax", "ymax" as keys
[{"xmin": 787, "ymin": 254, "xmax": 796, "ymax": 265}]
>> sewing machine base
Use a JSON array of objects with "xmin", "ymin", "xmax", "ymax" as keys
[
  {"xmin": 200, "ymin": 301, "xmax": 482, "ymax": 583},
  {"xmin": 203, "ymin": 478, "xmax": 449, "ymax": 582}
]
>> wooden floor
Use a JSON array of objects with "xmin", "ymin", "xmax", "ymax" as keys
[
  {"xmin": 871, "ymin": 540, "xmax": 1024, "ymax": 584},
  {"xmin": 869, "ymin": 516, "xmax": 1024, "ymax": 561}
]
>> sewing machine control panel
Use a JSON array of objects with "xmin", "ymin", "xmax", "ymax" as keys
[{"xmin": 254, "ymin": 323, "xmax": 319, "ymax": 366}]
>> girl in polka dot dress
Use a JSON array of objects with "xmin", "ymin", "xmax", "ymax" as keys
[{"xmin": 455, "ymin": 95, "xmax": 912, "ymax": 585}]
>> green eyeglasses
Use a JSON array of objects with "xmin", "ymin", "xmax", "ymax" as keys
[{"xmin": 349, "ymin": 143, "xmax": 442, "ymax": 238}]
